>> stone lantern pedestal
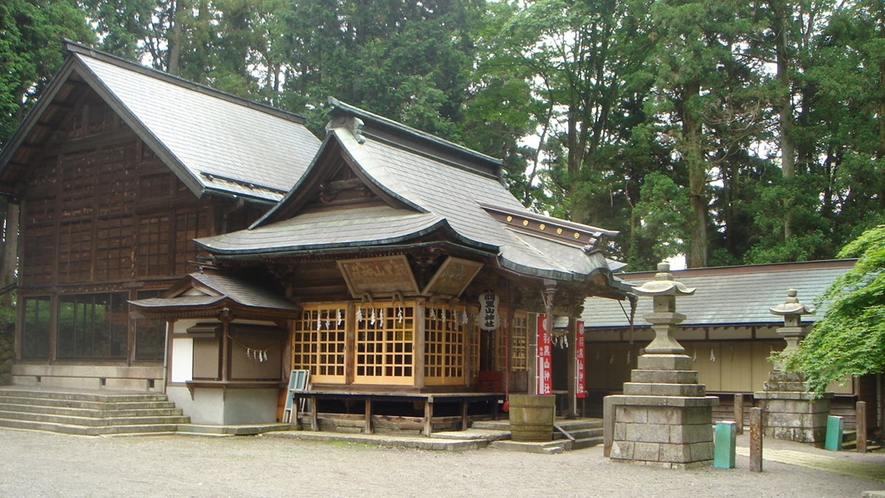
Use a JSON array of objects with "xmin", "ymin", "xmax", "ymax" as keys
[
  {"xmin": 754, "ymin": 290, "xmax": 831, "ymax": 445},
  {"xmin": 606, "ymin": 263, "xmax": 718, "ymax": 469}
]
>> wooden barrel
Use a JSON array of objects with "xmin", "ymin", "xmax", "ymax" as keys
[{"xmin": 508, "ymin": 394, "xmax": 555, "ymax": 442}]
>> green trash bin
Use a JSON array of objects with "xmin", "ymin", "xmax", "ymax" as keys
[
  {"xmin": 714, "ymin": 421, "xmax": 737, "ymax": 469},
  {"xmin": 824, "ymin": 415, "xmax": 843, "ymax": 451}
]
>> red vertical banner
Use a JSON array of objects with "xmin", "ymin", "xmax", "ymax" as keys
[
  {"xmin": 537, "ymin": 314, "xmax": 552, "ymax": 395},
  {"xmin": 575, "ymin": 320, "xmax": 586, "ymax": 398}
]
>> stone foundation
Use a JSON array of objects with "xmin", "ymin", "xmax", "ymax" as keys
[
  {"xmin": 754, "ymin": 371, "xmax": 831, "ymax": 445},
  {"xmin": 608, "ymin": 354, "xmax": 718, "ymax": 468},
  {"xmin": 609, "ymin": 396, "xmax": 716, "ymax": 468}
]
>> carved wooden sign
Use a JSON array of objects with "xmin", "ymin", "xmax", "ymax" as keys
[
  {"xmin": 422, "ymin": 257, "xmax": 483, "ymax": 297},
  {"xmin": 337, "ymin": 255, "xmax": 419, "ymax": 298}
]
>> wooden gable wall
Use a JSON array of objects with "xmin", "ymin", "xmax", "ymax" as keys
[{"xmin": 18, "ymin": 88, "xmax": 265, "ymax": 293}]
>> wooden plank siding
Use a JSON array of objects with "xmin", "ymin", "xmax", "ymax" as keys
[{"xmin": 15, "ymin": 89, "xmax": 267, "ymax": 365}]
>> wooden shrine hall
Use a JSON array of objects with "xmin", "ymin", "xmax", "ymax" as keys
[
  {"xmin": 0, "ymin": 41, "xmax": 630, "ymax": 435},
  {"xmin": 131, "ymin": 99, "xmax": 632, "ymax": 433}
]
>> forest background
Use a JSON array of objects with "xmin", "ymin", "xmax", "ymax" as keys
[{"xmin": 2, "ymin": 0, "xmax": 884, "ymax": 272}]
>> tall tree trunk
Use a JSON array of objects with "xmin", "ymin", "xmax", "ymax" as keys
[
  {"xmin": 682, "ymin": 79, "xmax": 707, "ymax": 268},
  {"xmin": 878, "ymin": 51, "xmax": 885, "ymax": 210},
  {"xmin": 772, "ymin": 0, "xmax": 795, "ymax": 240},
  {"xmin": 1, "ymin": 200, "xmax": 17, "ymax": 289},
  {"xmin": 167, "ymin": 0, "xmax": 185, "ymax": 75}
]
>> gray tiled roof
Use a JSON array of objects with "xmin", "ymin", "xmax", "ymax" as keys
[
  {"xmin": 198, "ymin": 116, "xmax": 623, "ymax": 284},
  {"xmin": 199, "ymin": 204, "xmax": 445, "ymax": 254},
  {"xmin": 130, "ymin": 272, "xmax": 299, "ymax": 311},
  {"xmin": 581, "ymin": 260, "xmax": 854, "ymax": 327},
  {"xmin": 74, "ymin": 51, "xmax": 320, "ymax": 202}
]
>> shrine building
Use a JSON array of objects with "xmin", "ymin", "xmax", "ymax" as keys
[{"xmin": 0, "ymin": 42, "xmax": 631, "ymax": 433}]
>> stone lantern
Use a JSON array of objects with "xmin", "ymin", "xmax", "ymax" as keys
[
  {"xmin": 631, "ymin": 262, "xmax": 695, "ymax": 355},
  {"xmin": 754, "ymin": 288, "xmax": 831, "ymax": 444},
  {"xmin": 768, "ymin": 288, "xmax": 814, "ymax": 369},
  {"xmin": 605, "ymin": 262, "xmax": 718, "ymax": 468}
]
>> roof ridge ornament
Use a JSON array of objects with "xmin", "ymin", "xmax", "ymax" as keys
[{"xmin": 325, "ymin": 115, "xmax": 366, "ymax": 144}]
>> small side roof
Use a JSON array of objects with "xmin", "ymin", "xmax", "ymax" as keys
[
  {"xmin": 130, "ymin": 271, "xmax": 299, "ymax": 319},
  {"xmin": 0, "ymin": 41, "xmax": 321, "ymax": 203},
  {"xmin": 581, "ymin": 260, "xmax": 855, "ymax": 328}
]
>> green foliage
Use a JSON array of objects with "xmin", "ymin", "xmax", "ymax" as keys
[
  {"xmin": 0, "ymin": 0, "xmax": 94, "ymax": 145},
  {"xmin": 634, "ymin": 172, "xmax": 690, "ymax": 265},
  {"xmin": 783, "ymin": 225, "xmax": 885, "ymax": 394},
  {"xmin": 2, "ymin": 0, "xmax": 885, "ymax": 272}
]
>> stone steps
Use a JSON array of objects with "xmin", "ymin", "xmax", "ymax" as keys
[
  {"xmin": 472, "ymin": 418, "xmax": 604, "ymax": 451},
  {"xmin": 0, "ymin": 387, "xmax": 189, "ymax": 436},
  {"xmin": 177, "ymin": 423, "xmax": 293, "ymax": 437}
]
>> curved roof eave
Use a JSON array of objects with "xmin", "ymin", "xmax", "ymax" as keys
[{"xmin": 200, "ymin": 217, "xmax": 499, "ymax": 259}]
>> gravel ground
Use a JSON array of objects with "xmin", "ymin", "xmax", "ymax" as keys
[{"xmin": 1, "ymin": 428, "xmax": 882, "ymax": 498}]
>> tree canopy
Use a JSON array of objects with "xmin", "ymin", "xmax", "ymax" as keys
[{"xmin": 783, "ymin": 225, "xmax": 885, "ymax": 395}]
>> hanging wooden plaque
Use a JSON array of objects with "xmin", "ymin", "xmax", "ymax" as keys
[
  {"xmin": 422, "ymin": 256, "xmax": 483, "ymax": 297},
  {"xmin": 337, "ymin": 255, "xmax": 419, "ymax": 298}
]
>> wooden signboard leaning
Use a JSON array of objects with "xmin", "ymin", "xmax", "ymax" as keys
[{"xmin": 283, "ymin": 369, "xmax": 310, "ymax": 424}]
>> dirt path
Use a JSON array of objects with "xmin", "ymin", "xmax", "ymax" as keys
[{"xmin": 1, "ymin": 428, "xmax": 881, "ymax": 497}]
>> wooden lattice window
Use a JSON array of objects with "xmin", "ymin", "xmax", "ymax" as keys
[
  {"xmin": 493, "ymin": 310, "xmax": 529, "ymax": 372},
  {"xmin": 292, "ymin": 306, "xmax": 347, "ymax": 383},
  {"xmin": 424, "ymin": 303, "xmax": 466, "ymax": 385},
  {"xmin": 510, "ymin": 312, "xmax": 529, "ymax": 371},
  {"xmin": 494, "ymin": 318, "xmax": 507, "ymax": 371},
  {"xmin": 354, "ymin": 302, "xmax": 414, "ymax": 385}
]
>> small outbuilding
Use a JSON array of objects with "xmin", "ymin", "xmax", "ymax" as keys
[{"xmin": 579, "ymin": 259, "xmax": 876, "ymax": 430}]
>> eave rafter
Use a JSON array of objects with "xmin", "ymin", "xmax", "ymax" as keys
[{"xmin": 479, "ymin": 203, "xmax": 618, "ymax": 251}]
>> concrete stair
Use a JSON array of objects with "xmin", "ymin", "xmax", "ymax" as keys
[
  {"xmin": 472, "ymin": 417, "xmax": 604, "ymax": 451},
  {"xmin": 0, "ymin": 387, "xmax": 189, "ymax": 436}
]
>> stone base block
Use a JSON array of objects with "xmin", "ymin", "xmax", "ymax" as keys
[
  {"xmin": 623, "ymin": 382, "xmax": 706, "ymax": 397},
  {"xmin": 763, "ymin": 380, "xmax": 811, "ymax": 391},
  {"xmin": 630, "ymin": 369, "xmax": 699, "ymax": 384},
  {"xmin": 637, "ymin": 354, "xmax": 693, "ymax": 371},
  {"xmin": 765, "ymin": 425, "xmax": 826, "ymax": 443},
  {"xmin": 754, "ymin": 392, "xmax": 831, "ymax": 445},
  {"xmin": 609, "ymin": 399, "xmax": 715, "ymax": 467}
]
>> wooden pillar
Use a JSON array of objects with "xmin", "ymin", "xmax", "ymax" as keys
[
  {"xmin": 309, "ymin": 394, "xmax": 319, "ymax": 431},
  {"xmin": 528, "ymin": 315, "xmax": 538, "ymax": 396},
  {"xmin": 750, "ymin": 407, "xmax": 763, "ymax": 472},
  {"xmin": 220, "ymin": 312, "xmax": 231, "ymax": 381},
  {"xmin": 364, "ymin": 398, "xmax": 373, "ymax": 434},
  {"xmin": 734, "ymin": 393, "xmax": 744, "ymax": 435},
  {"xmin": 423, "ymin": 396, "xmax": 434, "ymax": 436},
  {"xmin": 857, "ymin": 401, "xmax": 867, "ymax": 454},
  {"xmin": 566, "ymin": 317, "xmax": 578, "ymax": 418},
  {"xmin": 460, "ymin": 400, "xmax": 469, "ymax": 430}
]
